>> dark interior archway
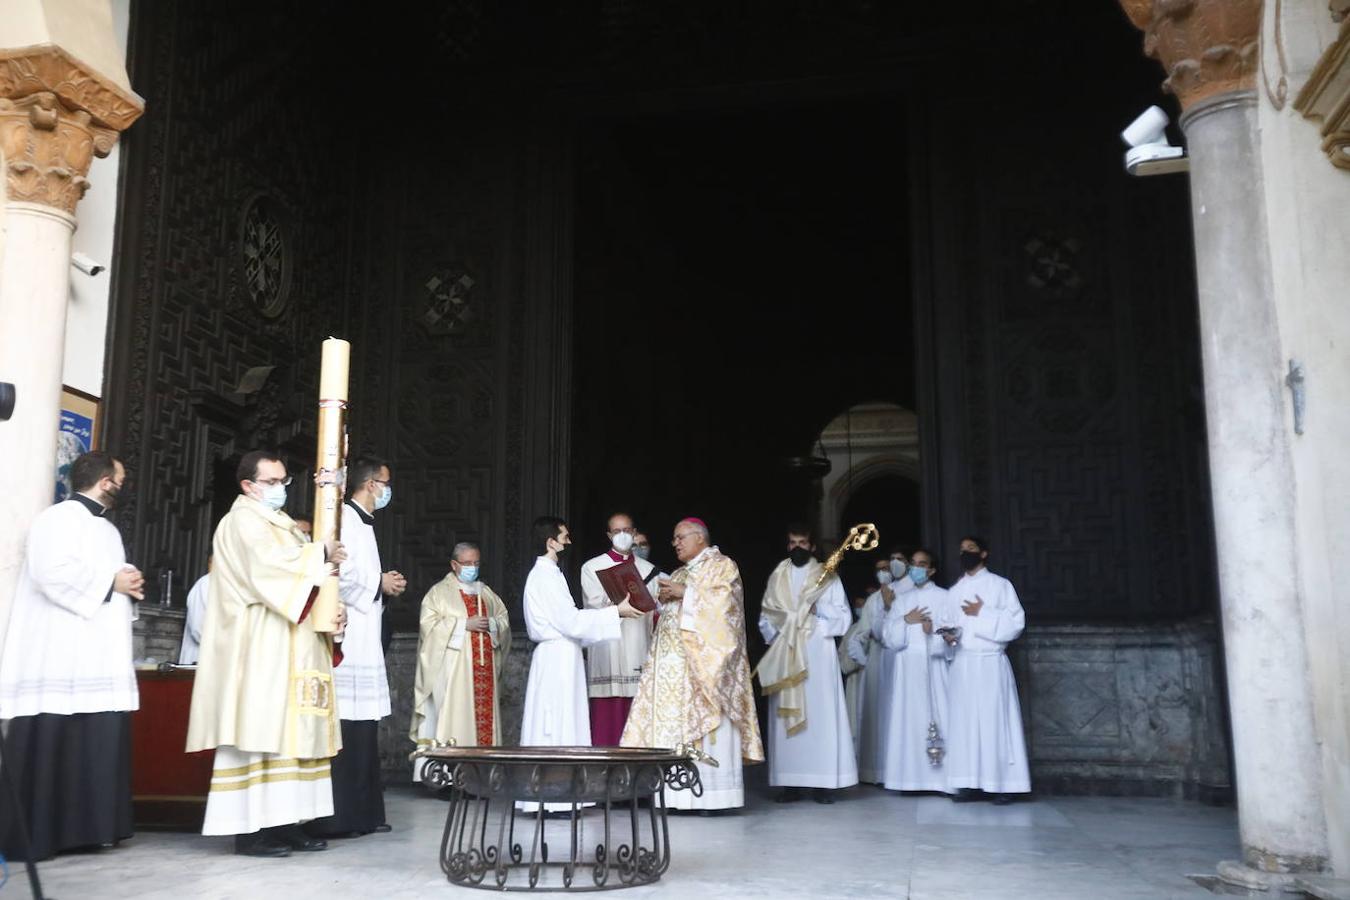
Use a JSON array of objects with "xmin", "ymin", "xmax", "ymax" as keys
[
  {"xmin": 569, "ymin": 99, "xmax": 914, "ymax": 634},
  {"xmin": 837, "ymin": 474, "xmax": 920, "ymax": 597}
]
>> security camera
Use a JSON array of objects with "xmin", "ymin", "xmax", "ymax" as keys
[
  {"xmin": 71, "ymin": 252, "xmax": 106, "ymax": 276},
  {"xmin": 0, "ymin": 382, "xmax": 15, "ymax": 422},
  {"xmin": 1121, "ymin": 105, "xmax": 1187, "ymax": 176}
]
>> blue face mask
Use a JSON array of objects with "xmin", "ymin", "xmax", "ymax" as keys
[
  {"xmin": 457, "ymin": 565, "xmax": 479, "ymax": 584},
  {"xmin": 374, "ymin": 485, "xmax": 392, "ymax": 510},
  {"xmin": 260, "ymin": 483, "xmax": 287, "ymax": 511},
  {"xmin": 909, "ymin": 565, "xmax": 930, "ymax": 586}
]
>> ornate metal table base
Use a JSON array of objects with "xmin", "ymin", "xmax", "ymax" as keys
[{"xmin": 417, "ymin": 746, "xmax": 704, "ymax": 891}]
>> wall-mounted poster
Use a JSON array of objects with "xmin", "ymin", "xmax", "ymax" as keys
[{"xmin": 57, "ymin": 387, "xmax": 101, "ymax": 503}]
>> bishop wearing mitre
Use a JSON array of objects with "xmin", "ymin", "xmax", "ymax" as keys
[
  {"xmin": 621, "ymin": 518, "xmax": 763, "ymax": 812},
  {"xmin": 410, "ymin": 541, "xmax": 512, "ymax": 774}
]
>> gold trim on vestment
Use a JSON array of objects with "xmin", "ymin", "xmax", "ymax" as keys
[
  {"xmin": 209, "ymin": 768, "xmax": 332, "ymax": 792},
  {"xmin": 758, "ymin": 669, "xmax": 808, "ymax": 697},
  {"xmin": 212, "ymin": 757, "xmax": 330, "ymax": 778}
]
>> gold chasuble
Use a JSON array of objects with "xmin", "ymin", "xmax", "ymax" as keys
[
  {"xmin": 755, "ymin": 559, "xmax": 833, "ymax": 737},
  {"xmin": 622, "ymin": 547, "xmax": 763, "ymax": 764},
  {"xmin": 186, "ymin": 494, "xmax": 339, "ymax": 835},
  {"xmin": 411, "ymin": 574, "xmax": 512, "ymax": 749}
]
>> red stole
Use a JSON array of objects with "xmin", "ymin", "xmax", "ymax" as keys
[{"xmin": 463, "ymin": 590, "xmax": 495, "ymax": 746}]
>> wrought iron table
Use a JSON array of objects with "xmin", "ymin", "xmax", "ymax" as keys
[{"xmin": 415, "ymin": 745, "xmax": 704, "ymax": 891}]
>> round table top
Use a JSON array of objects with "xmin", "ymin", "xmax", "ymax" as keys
[{"xmin": 414, "ymin": 745, "xmax": 691, "ymax": 766}]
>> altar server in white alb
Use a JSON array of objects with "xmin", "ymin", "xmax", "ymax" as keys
[
  {"xmin": 520, "ymin": 516, "xmax": 643, "ymax": 752},
  {"xmin": 0, "ymin": 452, "xmax": 144, "ymax": 862},
  {"xmin": 757, "ymin": 524, "xmax": 857, "ymax": 803},
  {"xmin": 581, "ymin": 512, "xmax": 656, "ymax": 745},
  {"xmin": 179, "ymin": 558, "xmax": 212, "ymax": 664},
  {"xmin": 853, "ymin": 551, "xmax": 915, "ymax": 783},
  {"xmin": 308, "ymin": 456, "xmax": 406, "ymax": 838},
  {"xmin": 838, "ymin": 591, "xmax": 871, "ymax": 754},
  {"xmin": 879, "ymin": 548, "xmax": 954, "ymax": 793},
  {"xmin": 944, "ymin": 535, "xmax": 1031, "ymax": 803}
]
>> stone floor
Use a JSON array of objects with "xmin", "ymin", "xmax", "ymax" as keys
[{"xmin": 7, "ymin": 779, "xmax": 1241, "ymax": 899}]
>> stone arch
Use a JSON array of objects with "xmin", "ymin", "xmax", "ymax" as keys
[{"xmin": 814, "ymin": 401, "xmax": 919, "ymax": 544}]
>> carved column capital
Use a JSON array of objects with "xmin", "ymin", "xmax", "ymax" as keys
[
  {"xmin": 0, "ymin": 46, "xmax": 143, "ymax": 215},
  {"xmin": 1118, "ymin": 0, "xmax": 1262, "ymax": 111}
]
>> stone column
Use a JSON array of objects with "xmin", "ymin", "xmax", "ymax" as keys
[
  {"xmin": 1119, "ymin": 0, "xmax": 1331, "ymax": 889},
  {"xmin": 0, "ymin": 7, "xmax": 144, "ymax": 650}
]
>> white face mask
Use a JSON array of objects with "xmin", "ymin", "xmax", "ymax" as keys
[
  {"xmin": 258, "ymin": 483, "xmax": 287, "ymax": 511},
  {"xmin": 876, "ymin": 570, "xmax": 895, "ymax": 586},
  {"xmin": 611, "ymin": 531, "xmax": 635, "ymax": 553},
  {"xmin": 889, "ymin": 559, "xmax": 907, "ymax": 579}
]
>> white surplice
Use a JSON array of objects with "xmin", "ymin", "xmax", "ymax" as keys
[
  {"xmin": 0, "ymin": 497, "xmax": 139, "ymax": 717},
  {"xmin": 839, "ymin": 614, "xmax": 869, "ymax": 756},
  {"xmin": 879, "ymin": 581, "xmax": 953, "ymax": 792},
  {"xmin": 335, "ymin": 501, "xmax": 391, "ymax": 721},
  {"xmin": 580, "ymin": 551, "xmax": 656, "ymax": 698},
  {"xmin": 178, "ymin": 573, "xmax": 210, "ymax": 664},
  {"xmin": 758, "ymin": 563, "xmax": 857, "ymax": 789},
  {"xmin": 855, "ymin": 579, "xmax": 915, "ymax": 783},
  {"xmin": 944, "ymin": 568, "xmax": 1031, "ymax": 794},
  {"xmin": 520, "ymin": 556, "xmax": 622, "ymax": 746}
]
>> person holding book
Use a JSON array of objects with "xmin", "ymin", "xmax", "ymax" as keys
[{"xmin": 580, "ymin": 512, "xmax": 658, "ymax": 744}]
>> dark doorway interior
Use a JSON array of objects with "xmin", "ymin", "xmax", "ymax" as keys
[
  {"xmin": 571, "ymin": 97, "xmax": 914, "ymax": 639},
  {"xmin": 837, "ymin": 475, "xmax": 920, "ymax": 596}
]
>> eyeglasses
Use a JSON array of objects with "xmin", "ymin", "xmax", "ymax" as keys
[
  {"xmin": 672, "ymin": 532, "xmax": 698, "ymax": 544},
  {"xmin": 254, "ymin": 476, "xmax": 292, "ymax": 487},
  {"xmin": 372, "ymin": 478, "xmax": 392, "ymax": 486}
]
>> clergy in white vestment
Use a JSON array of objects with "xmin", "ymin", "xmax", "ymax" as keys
[
  {"xmin": 308, "ymin": 457, "xmax": 407, "ymax": 838},
  {"xmin": 622, "ymin": 518, "xmax": 764, "ymax": 812},
  {"xmin": 186, "ymin": 451, "xmax": 346, "ymax": 857},
  {"xmin": 581, "ymin": 512, "xmax": 656, "ymax": 745},
  {"xmin": 0, "ymin": 453, "xmax": 144, "ymax": 862},
  {"xmin": 855, "ymin": 552, "xmax": 916, "ymax": 783},
  {"xmin": 839, "ymin": 592, "xmax": 871, "ymax": 757},
  {"xmin": 521, "ymin": 516, "xmax": 643, "ymax": 746},
  {"xmin": 944, "ymin": 535, "xmax": 1031, "ymax": 802},
  {"xmin": 756, "ymin": 524, "xmax": 858, "ymax": 803},
  {"xmin": 178, "ymin": 564, "xmax": 211, "ymax": 664},
  {"xmin": 410, "ymin": 542, "xmax": 512, "ymax": 775},
  {"xmin": 879, "ymin": 549, "xmax": 955, "ymax": 793}
]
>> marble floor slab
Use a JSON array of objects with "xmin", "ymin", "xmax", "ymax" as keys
[{"xmin": 6, "ymin": 779, "xmax": 1240, "ymax": 899}]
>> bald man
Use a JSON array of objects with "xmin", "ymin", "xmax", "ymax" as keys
[{"xmin": 580, "ymin": 512, "xmax": 656, "ymax": 745}]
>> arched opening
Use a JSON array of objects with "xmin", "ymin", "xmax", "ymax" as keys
[{"xmin": 813, "ymin": 401, "xmax": 920, "ymax": 594}]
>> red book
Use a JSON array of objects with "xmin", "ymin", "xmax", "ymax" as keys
[{"xmin": 595, "ymin": 557, "xmax": 658, "ymax": 613}]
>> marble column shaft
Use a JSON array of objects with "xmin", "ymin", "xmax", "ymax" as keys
[
  {"xmin": 0, "ymin": 199, "xmax": 76, "ymax": 651},
  {"xmin": 1180, "ymin": 91, "xmax": 1330, "ymax": 875}
]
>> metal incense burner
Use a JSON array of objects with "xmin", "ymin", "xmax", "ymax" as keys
[{"xmin": 413, "ymin": 744, "xmax": 707, "ymax": 891}]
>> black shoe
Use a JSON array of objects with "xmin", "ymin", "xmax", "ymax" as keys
[
  {"xmin": 773, "ymin": 788, "xmax": 802, "ymax": 804},
  {"xmin": 990, "ymin": 793, "xmax": 1013, "ymax": 806},
  {"xmin": 235, "ymin": 833, "xmax": 293, "ymax": 858},
  {"xmin": 371, "ymin": 823, "xmax": 392, "ymax": 833},
  {"xmin": 812, "ymin": 789, "xmax": 835, "ymax": 805},
  {"xmin": 272, "ymin": 824, "xmax": 328, "ymax": 852},
  {"xmin": 951, "ymin": 789, "xmax": 980, "ymax": 803}
]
